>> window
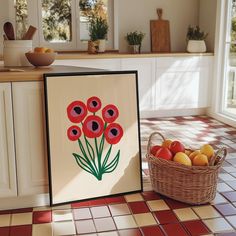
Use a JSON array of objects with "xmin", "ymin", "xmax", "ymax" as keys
[
  {"xmin": 222, "ymin": 0, "xmax": 236, "ymax": 117},
  {"xmin": 14, "ymin": 0, "xmax": 115, "ymax": 51}
]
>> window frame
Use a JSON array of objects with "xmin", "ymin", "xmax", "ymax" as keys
[{"xmin": 12, "ymin": 0, "xmax": 117, "ymax": 51}]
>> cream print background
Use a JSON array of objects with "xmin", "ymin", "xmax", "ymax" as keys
[{"xmin": 46, "ymin": 73, "xmax": 141, "ymax": 204}]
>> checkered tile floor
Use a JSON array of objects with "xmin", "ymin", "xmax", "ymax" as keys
[{"xmin": 1, "ymin": 116, "xmax": 236, "ymax": 236}]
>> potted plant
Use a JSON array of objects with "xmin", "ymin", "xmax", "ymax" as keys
[
  {"xmin": 89, "ymin": 16, "xmax": 109, "ymax": 53},
  {"xmin": 125, "ymin": 31, "xmax": 145, "ymax": 53},
  {"xmin": 186, "ymin": 25, "xmax": 208, "ymax": 53}
]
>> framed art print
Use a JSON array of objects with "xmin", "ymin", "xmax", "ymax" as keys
[{"xmin": 44, "ymin": 71, "xmax": 142, "ymax": 206}]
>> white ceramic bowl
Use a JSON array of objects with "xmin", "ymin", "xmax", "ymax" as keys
[{"xmin": 25, "ymin": 52, "xmax": 57, "ymax": 67}]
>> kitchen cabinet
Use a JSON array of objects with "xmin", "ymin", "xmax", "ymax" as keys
[
  {"xmin": 0, "ymin": 83, "xmax": 17, "ymax": 198},
  {"xmin": 154, "ymin": 56, "xmax": 212, "ymax": 110},
  {"xmin": 12, "ymin": 82, "xmax": 48, "ymax": 196}
]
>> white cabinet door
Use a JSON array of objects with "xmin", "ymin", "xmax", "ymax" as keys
[
  {"xmin": 0, "ymin": 83, "xmax": 17, "ymax": 197},
  {"xmin": 12, "ymin": 82, "xmax": 48, "ymax": 196},
  {"xmin": 155, "ymin": 56, "xmax": 212, "ymax": 109},
  {"xmin": 121, "ymin": 58, "xmax": 155, "ymax": 111}
]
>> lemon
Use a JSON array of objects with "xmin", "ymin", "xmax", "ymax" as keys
[{"xmin": 200, "ymin": 144, "xmax": 214, "ymax": 159}]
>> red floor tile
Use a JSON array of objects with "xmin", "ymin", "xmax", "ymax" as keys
[
  {"xmin": 33, "ymin": 210, "xmax": 52, "ymax": 224},
  {"xmin": 89, "ymin": 198, "xmax": 106, "ymax": 206},
  {"xmin": 164, "ymin": 198, "xmax": 191, "ymax": 209},
  {"xmin": 105, "ymin": 196, "xmax": 126, "ymax": 204},
  {"xmin": 71, "ymin": 201, "xmax": 90, "ymax": 208},
  {"xmin": 153, "ymin": 210, "xmax": 179, "ymax": 224},
  {"xmin": 141, "ymin": 191, "xmax": 162, "ymax": 201},
  {"xmin": 182, "ymin": 220, "xmax": 211, "ymax": 236},
  {"xmin": 128, "ymin": 201, "xmax": 149, "ymax": 214},
  {"xmin": 161, "ymin": 223, "xmax": 189, "ymax": 236},
  {"xmin": 11, "ymin": 208, "xmax": 33, "ymax": 213},
  {"xmin": 141, "ymin": 225, "xmax": 165, "ymax": 236},
  {"xmin": 119, "ymin": 229, "xmax": 142, "ymax": 236},
  {"xmin": 9, "ymin": 225, "xmax": 32, "ymax": 236},
  {"xmin": 0, "ymin": 227, "xmax": 10, "ymax": 236}
]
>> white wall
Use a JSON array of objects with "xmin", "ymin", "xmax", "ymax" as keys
[
  {"xmin": 118, "ymin": 0, "xmax": 199, "ymax": 52},
  {"xmin": 0, "ymin": 0, "xmax": 216, "ymax": 55},
  {"xmin": 199, "ymin": 0, "xmax": 217, "ymax": 52}
]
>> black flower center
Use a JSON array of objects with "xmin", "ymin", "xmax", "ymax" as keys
[
  {"xmin": 72, "ymin": 129, "xmax": 78, "ymax": 135},
  {"xmin": 92, "ymin": 101, "xmax": 98, "ymax": 107},
  {"xmin": 107, "ymin": 109, "xmax": 114, "ymax": 116},
  {"xmin": 92, "ymin": 121, "xmax": 99, "ymax": 131},
  {"xmin": 110, "ymin": 128, "xmax": 118, "ymax": 136},
  {"xmin": 74, "ymin": 106, "xmax": 82, "ymax": 114}
]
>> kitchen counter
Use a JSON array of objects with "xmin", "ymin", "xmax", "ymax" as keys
[
  {"xmin": 56, "ymin": 52, "xmax": 213, "ymax": 60},
  {"xmin": 0, "ymin": 65, "xmax": 100, "ymax": 82}
]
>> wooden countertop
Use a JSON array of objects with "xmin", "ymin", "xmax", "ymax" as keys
[
  {"xmin": 56, "ymin": 52, "xmax": 214, "ymax": 60},
  {"xmin": 0, "ymin": 65, "xmax": 101, "ymax": 82}
]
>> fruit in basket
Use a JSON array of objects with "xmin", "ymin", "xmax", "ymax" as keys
[
  {"xmin": 170, "ymin": 141, "xmax": 185, "ymax": 155},
  {"xmin": 200, "ymin": 144, "xmax": 214, "ymax": 159},
  {"xmin": 173, "ymin": 152, "xmax": 192, "ymax": 166},
  {"xmin": 162, "ymin": 139, "xmax": 172, "ymax": 148},
  {"xmin": 155, "ymin": 147, "xmax": 173, "ymax": 160},
  {"xmin": 185, "ymin": 149, "xmax": 192, "ymax": 156},
  {"xmin": 150, "ymin": 145, "xmax": 162, "ymax": 156},
  {"xmin": 192, "ymin": 154, "xmax": 209, "ymax": 166},
  {"xmin": 189, "ymin": 150, "xmax": 201, "ymax": 161}
]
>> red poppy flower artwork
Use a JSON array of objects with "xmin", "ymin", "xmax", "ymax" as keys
[{"xmin": 66, "ymin": 96, "xmax": 123, "ymax": 181}]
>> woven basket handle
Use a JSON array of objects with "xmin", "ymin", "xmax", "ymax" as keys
[
  {"xmin": 147, "ymin": 132, "xmax": 166, "ymax": 154},
  {"xmin": 209, "ymin": 147, "xmax": 227, "ymax": 166}
]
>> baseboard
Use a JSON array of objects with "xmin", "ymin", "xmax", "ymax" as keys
[
  {"xmin": 207, "ymin": 109, "xmax": 236, "ymax": 128},
  {"xmin": 140, "ymin": 108, "xmax": 207, "ymax": 119},
  {"xmin": 0, "ymin": 194, "xmax": 49, "ymax": 210}
]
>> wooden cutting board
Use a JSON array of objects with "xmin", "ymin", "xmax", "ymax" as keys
[{"xmin": 150, "ymin": 9, "xmax": 171, "ymax": 53}]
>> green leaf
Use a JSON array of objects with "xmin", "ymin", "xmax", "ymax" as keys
[
  {"xmin": 84, "ymin": 136, "xmax": 95, "ymax": 161},
  {"xmin": 73, "ymin": 153, "xmax": 94, "ymax": 174},
  {"xmin": 101, "ymin": 145, "xmax": 112, "ymax": 169},
  {"xmin": 104, "ymin": 150, "xmax": 120, "ymax": 173}
]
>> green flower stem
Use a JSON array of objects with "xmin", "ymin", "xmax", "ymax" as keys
[
  {"xmin": 99, "ymin": 122, "xmax": 107, "ymax": 155},
  {"xmin": 95, "ymin": 137, "xmax": 101, "ymax": 179}
]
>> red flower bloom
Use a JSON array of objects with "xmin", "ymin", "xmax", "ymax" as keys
[
  {"xmin": 104, "ymin": 123, "xmax": 123, "ymax": 144},
  {"xmin": 67, "ymin": 126, "xmax": 82, "ymax": 141},
  {"xmin": 87, "ymin": 96, "xmax": 102, "ymax": 113},
  {"xmin": 102, "ymin": 104, "xmax": 119, "ymax": 123},
  {"xmin": 82, "ymin": 115, "xmax": 104, "ymax": 138},
  {"xmin": 67, "ymin": 101, "xmax": 87, "ymax": 123}
]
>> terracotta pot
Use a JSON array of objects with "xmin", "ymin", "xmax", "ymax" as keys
[{"xmin": 187, "ymin": 40, "xmax": 206, "ymax": 53}]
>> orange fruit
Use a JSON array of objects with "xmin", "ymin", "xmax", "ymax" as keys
[
  {"xmin": 173, "ymin": 152, "xmax": 192, "ymax": 166},
  {"xmin": 193, "ymin": 154, "xmax": 209, "ymax": 166},
  {"xmin": 189, "ymin": 150, "xmax": 201, "ymax": 161},
  {"xmin": 45, "ymin": 48, "xmax": 54, "ymax": 53},
  {"xmin": 162, "ymin": 139, "xmax": 172, "ymax": 148},
  {"xmin": 34, "ymin": 47, "xmax": 47, "ymax": 53}
]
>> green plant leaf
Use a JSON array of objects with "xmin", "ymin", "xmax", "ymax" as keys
[
  {"xmin": 104, "ymin": 150, "xmax": 120, "ymax": 173},
  {"xmin": 101, "ymin": 145, "xmax": 112, "ymax": 169},
  {"xmin": 73, "ymin": 153, "xmax": 94, "ymax": 174}
]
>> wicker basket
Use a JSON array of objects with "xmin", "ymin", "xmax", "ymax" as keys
[{"xmin": 146, "ymin": 132, "xmax": 227, "ymax": 205}]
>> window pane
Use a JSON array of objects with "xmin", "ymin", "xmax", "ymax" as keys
[
  {"xmin": 42, "ymin": 0, "xmax": 72, "ymax": 42},
  {"xmin": 79, "ymin": 0, "xmax": 108, "ymax": 41},
  {"xmin": 15, "ymin": 0, "xmax": 28, "ymax": 39}
]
